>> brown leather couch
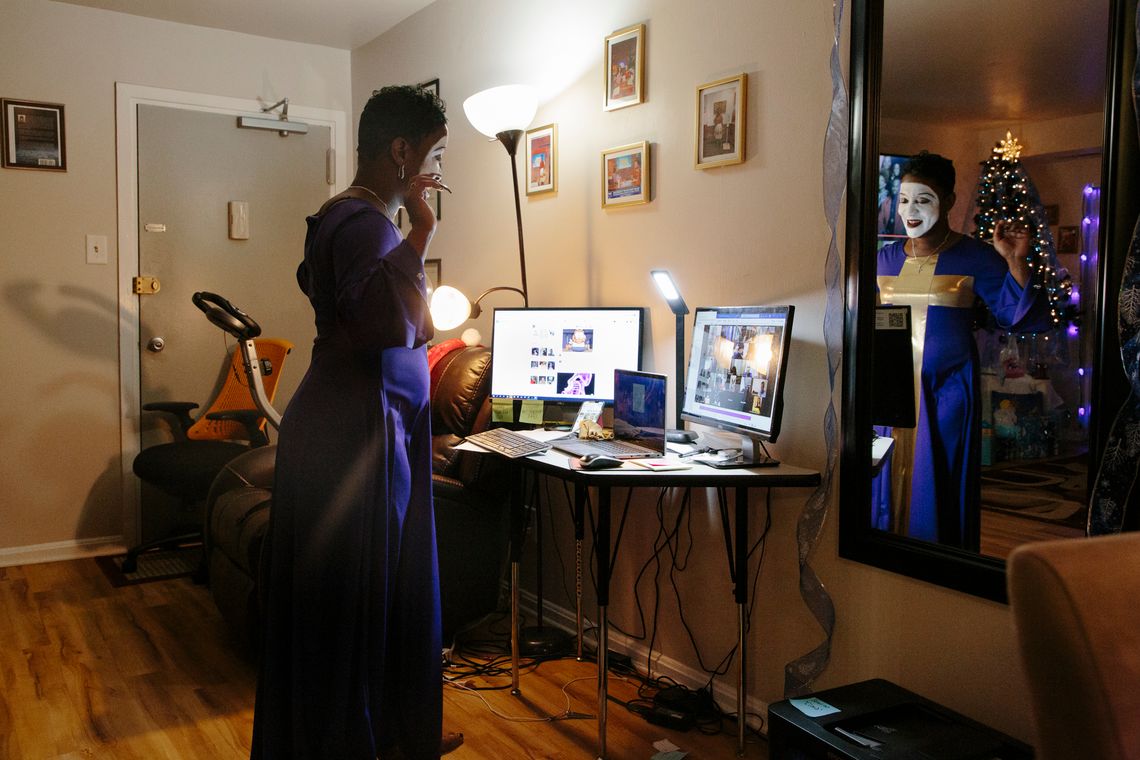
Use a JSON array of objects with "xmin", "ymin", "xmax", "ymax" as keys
[
  {"xmin": 1007, "ymin": 532, "xmax": 1140, "ymax": 760},
  {"xmin": 203, "ymin": 344, "xmax": 509, "ymax": 648}
]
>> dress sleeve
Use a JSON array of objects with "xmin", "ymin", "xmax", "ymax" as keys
[
  {"xmin": 329, "ymin": 208, "xmax": 434, "ymax": 351},
  {"xmin": 972, "ymin": 243, "xmax": 1054, "ymax": 333}
]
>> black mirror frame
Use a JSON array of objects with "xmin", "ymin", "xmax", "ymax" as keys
[{"xmin": 839, "ymin": 0, "xmax": 1138, "ymax": 602}]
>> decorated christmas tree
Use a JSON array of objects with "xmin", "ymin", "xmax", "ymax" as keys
[{"xmin": 973, "ymin": 131, "xmax": 1075, "ymax": 327}]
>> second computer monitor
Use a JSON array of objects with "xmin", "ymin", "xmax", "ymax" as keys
[
  {"xmin": 681, "ymin": 305, "xmax": 794, "ymax": 444},
  {"xmin": 489, "ymin": 307, "xmax": 645, "ymax": 403}
]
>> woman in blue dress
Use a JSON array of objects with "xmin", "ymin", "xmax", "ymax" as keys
[
  {"xmin": 873, "ymin": 151, "xmax": 1050, "ymax": 550},
  {"xmin": 251, "ymin": 86, "xmax": 461, "ymax": 759}
]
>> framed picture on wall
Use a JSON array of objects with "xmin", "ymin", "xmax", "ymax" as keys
[
  {"xmin": 876, "ymin": 153, "xmax": 910, "ymax": 246},
  {"xmin": 604, "ymin": 24, "xmax": 645, "ymax": 111},
  {"xmin": 418, "ymin": 78, "xmax": 440, "ymax": 98},
  {"xmin": 424, "ymin": 258, "xmax": 441, "ymax": 296},
  {"xmin": 602, "ymin": 141, "xmax": 650, "ymax": 208},
  {"xmin": 1058, "ymin": 225, "xmax": 1079, "ymax": 253},
  {"xmin": 525, "ymin": 123, "xmax": 557, "ymax": 195},
  {"xmin": 694, "ymin": 74, "xmax": 746, "ymax": 169},
  {"xmin": 2, "ymin": 98, "xmax": 66, "ymax": 171}
]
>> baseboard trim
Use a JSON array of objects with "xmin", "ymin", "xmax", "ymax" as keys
[
  {"xmin": 514, "ymin": 585, "xmax": 769, "ymax": 731},
  {"xmin": 0, "ymin": 536, "xmax": 127, "ymax": 568}
]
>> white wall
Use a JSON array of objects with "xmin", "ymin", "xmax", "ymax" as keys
[
  {"xmin": 0, "ymin": 0, "xmax": 1047, "ymax": 743},
  {"xmin": 355, "ymin": 0, "xmax": 1038, "ymax": 742},
  {"xmin": 0, "ymin": 0, "xmax": 351, "ymax": 559}
]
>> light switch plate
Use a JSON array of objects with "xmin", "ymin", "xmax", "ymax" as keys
[{"xmin": 229, "ymin": 201, "xmax": 250, "ymax": 240}]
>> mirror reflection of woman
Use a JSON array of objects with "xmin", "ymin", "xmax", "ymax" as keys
[{"xmin": 873, "ymin": 151, "xmax": 1052, "ymax": 549}]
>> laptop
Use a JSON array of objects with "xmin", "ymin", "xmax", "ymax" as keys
[{"xmin": 553, "ymin": 369, "xmax": 667, "ymax": 459}]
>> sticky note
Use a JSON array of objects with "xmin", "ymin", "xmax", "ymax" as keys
[
  {"xmin": 492, "ymin": 398, "xmax": 514, "ymax": 422},
  {"xmin": 519, "ymin": 398, "xmax": 544, "ymax": 425},
  {"xmin": 789, "ymin": 696, "xmax": 841, "ymax": 717}
]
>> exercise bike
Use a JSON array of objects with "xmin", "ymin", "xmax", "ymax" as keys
[{"xmin": 124, "ymin": 292, "xmax": 287, "ymax": 574}]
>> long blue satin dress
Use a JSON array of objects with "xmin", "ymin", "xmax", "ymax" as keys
[
  {"xmin": 251, "ymin": 197, "xmax": 441, "ymax": 759},
  {"xmin": 872, "ymin": 236, "xmax": 1049, "ymax": 549}
]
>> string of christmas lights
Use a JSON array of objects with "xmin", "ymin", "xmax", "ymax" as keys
[{"xmin": 972, "ymin": 131, "xmax": 1075, "ymax": 327}]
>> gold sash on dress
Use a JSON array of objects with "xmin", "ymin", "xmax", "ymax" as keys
[{"xmin": 876, "ymin": 254, "xmax": 975, "ymax": 534}]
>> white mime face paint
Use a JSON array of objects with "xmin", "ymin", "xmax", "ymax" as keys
[{"xmin": 897, "ymin": 181, "xmax": 940, "ymax": 239}]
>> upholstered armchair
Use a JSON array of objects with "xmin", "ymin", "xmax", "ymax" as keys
[
  {"xmin": 203, "ymin": 343, "xmax": 510, "ymax": 647},
  {"xmin": 1007, "ymin": 532, "xmax": 1140, "ymax": 760}
]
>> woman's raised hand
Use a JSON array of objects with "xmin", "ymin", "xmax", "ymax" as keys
[
  {"xmin": 404, "ymin": 173, "xmax": 451, "ymax": 255},
  {"xmin": 993, "ymin": 219, "xmax": 1031, "ymax": 287},
  {"xmin": 405, "ymin": 173, "xmax": 451, "ymax": 230}
]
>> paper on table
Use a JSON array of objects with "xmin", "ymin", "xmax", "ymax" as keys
[
  {"xmin": 789, "ymin": 696, "xmax": 840, "ymax": 717},
  {"xmin": 629, "ymin": 458, "xmax": 692, "ymax": 471}
]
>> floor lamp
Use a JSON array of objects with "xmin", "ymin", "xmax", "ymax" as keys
[
  {"xmin": 436, "ymin": 85, "xmax": 569, "ymax": 659},
  {"xmin": 651, "ymin": 270, "xmax": 699, "ymax": 443},
  {"xmin": 430, "ymin": 85, "xmax": 537, "ymax": 331}
]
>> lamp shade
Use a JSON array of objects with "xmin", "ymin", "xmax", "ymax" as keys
[
  {"xmin": 463, "ymin": 85, "xmax": 538, "ymax": 138},
  {"xmin": 429, "ymin": 285, "xmax": 472, "ymax": 331}
]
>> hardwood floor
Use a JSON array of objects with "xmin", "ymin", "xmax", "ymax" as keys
[
  {"xmin": 0, "ymin": 559, "xmax": 767, "ymax": 759},
  {"xmin": 979, "ymin": 509, "xmax": 1084, "ymax": 560}
]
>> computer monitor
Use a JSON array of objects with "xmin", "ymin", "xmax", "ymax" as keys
[
  {"xmin": 681, "ymin": 305, "xmax": 794, "ymax": 467},
  {"xmin": 489, "ymin": 307, "xmax": 645, "ymax": 404}
]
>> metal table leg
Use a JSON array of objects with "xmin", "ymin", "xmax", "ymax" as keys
[
  {"xmin": 595, "ymin": 485, "xmax": 611, "ymax": 759},
  {"xmin": 735, "ymin": 486, "xmax": 749, "ymax": 755},
  {"xmin": 575, "ymin": 482, "xmax": 585, "ymax": 661},
  {"xmin": 508, "ymin": 463, "xmax": 524, "ymax": 696}
]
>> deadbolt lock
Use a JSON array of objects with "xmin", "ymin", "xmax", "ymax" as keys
[{"xmin": 133, "ymin": 276, "xmax": 161, "ymax": 295}]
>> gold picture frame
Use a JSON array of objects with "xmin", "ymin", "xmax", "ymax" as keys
[
  {"xmin": 602, "ymin": 141, "xmax": 650, "ymax": 208},
  {"xmin": 695, "ymin": 73, "xmax": 747, "ymax": 169},
  {"xmin": 525, "ymin": 123, "xmax": 557, "ymax": 196},
  {"xmin": 603, "ymin": 24, "xmax": 645, "ymax": 111}
]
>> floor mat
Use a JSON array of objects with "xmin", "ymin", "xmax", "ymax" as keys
[
  {"xmin": 96, "ymin": 547, "xmax": 203, "ymax": 587},
  {"xmin": 980, "ymin": 455, "xmax": 1087, "ymax": 529}
]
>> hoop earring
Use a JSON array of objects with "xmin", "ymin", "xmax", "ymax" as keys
[{"xmin": 398, "ymin": 164, "xmax": 406, "ymax": 181}]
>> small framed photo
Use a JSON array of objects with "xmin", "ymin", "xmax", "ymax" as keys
[
  {"xmin": 418, "ymin": 78, "xmax": 440, "ymax": 98},
  {"xmin": 525, "ymin": 123, "xmax": 557, "ymax": 195},
  {"xmin": 424, "ymin": 258, "xmax": 441, "ymax": 295},
  {"xmin": 695, "ymin": 73, "xmax": 747, "ymax": 169},
  {"xmin": 2, "ymin": 98, "xmax": 67, "ymax": 171},
  {"xmin": 602, "ymin": 141, "xmax": 650, "ymax": 208},
  {"xmin": 604, "ymin": 24, "xmax": 645, "ymax": 111},
  {"xmin": 1058, "ymin": 225, "xmax": 1079, "ymax": 254}
]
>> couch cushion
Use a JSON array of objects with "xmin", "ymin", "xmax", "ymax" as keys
[{"xmin": 430, "ymin": 345, "xmax": 492, "ymax": 437}]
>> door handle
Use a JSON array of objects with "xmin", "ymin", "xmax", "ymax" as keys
[{"xmin": 147, "ymin": 337, "xmax": 166, "ymax": 352}]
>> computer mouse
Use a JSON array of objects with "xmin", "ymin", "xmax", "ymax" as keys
[{"xmin": 580, "ymin": 454, "xmax": 624, "ymax": 470}]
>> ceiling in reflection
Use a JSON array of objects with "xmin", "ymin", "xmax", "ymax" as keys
[{"xmin": 882, "ymin": 0, "xmax": 1109, "ymax": 126}]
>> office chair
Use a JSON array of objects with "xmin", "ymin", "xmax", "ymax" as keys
[{"xmin": 124, "ymin": 292, "xmax": 291, "ymax": 573}]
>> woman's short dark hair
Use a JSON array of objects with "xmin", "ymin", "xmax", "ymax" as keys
[
  {"xmin": 901, "ymin": 150, "xmax": 956, "ymax": 195},
  {"xmin": 358, "ymin": 85, "xmax": 447, "ymax": 162}
]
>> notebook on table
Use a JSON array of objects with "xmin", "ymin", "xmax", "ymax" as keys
[{"xmin": 553, "ymin": 369, "xmax": 667, "ymax": 459}]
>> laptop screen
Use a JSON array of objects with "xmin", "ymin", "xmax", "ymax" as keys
[{"xmin": 613, "ymin": 369, "xmax": 667, "ymax": 449}]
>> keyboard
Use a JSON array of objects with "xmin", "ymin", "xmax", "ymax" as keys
[{"xmin": 464, "ymin": 428, "xmax": 552, "ymax": 459}]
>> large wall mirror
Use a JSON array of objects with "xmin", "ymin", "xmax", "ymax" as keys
[{"xmin": 840, "ymin": 0, "xmax": 1139, "ymax": 601}]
